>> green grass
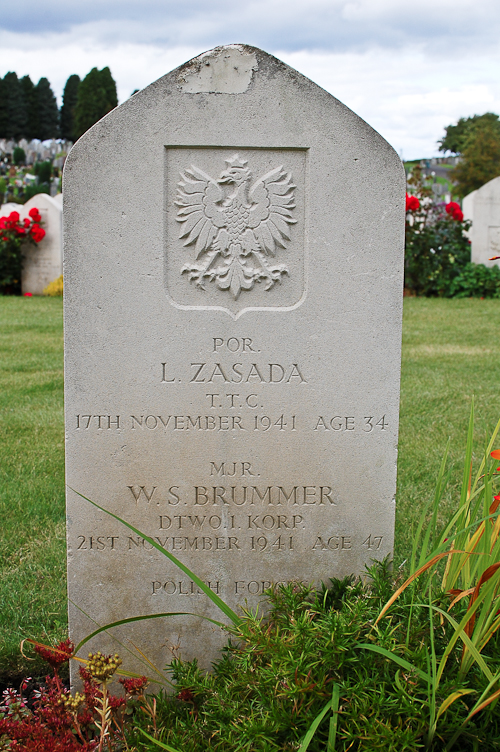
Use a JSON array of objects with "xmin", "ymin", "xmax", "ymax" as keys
[
  {"xmin": 396, "ymin": 298, "xmax": 500, "ymax": 563},
  {"xmin": 0, "ymin": 297, "xmax": 67, "ymax": 679},
  {"xmin": 0, "ymin": 296, "xmax": 499, "ymax": 680}
]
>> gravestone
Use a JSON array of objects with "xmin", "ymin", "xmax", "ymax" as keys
[
  {"xmin": 21, "ymin": 194, "xmax": 63, "ymax": 294},
  {"xmin": 463, "ymin": 177, "xmax": 500, "ymax": 268},
  {"xmin": 64, "ymin": 44, "xmax": 405, "ymax": 679}
]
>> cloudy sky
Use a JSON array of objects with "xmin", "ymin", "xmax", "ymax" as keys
[{"xmin": 1, "ymin": 0, "xmax": 499, "ymax": 158}]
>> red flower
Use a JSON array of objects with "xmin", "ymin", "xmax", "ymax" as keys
[
  {"xmin": 24, "ymin": 218, "xmax": 30, "ymax": 227},
  {"xmin": 8, "ymin": 211, "xmax": 20, "ymax": 223},
  {"xmin": 406, "ymin": 194, "xmax": 420, "ymax": 211},
  {"xmin": 24, "ymin": 292, "xmax": 33, "ymax": 297},
  {"xmin": 34, "ymin": 639, "xmax": 74, "ymax": 668},
  {"xmin": 452, "ymin": 208, "xmax": 464, "ymax": 221},
  {"xmin": 491, "ymin": 450, "xmax": 500, "ymax": 460},
  {"xmin": 28, "ymin": 207, "xmax": 42, "ymax": 223},
  {"xmin": 30, "ymin": 224, "xmax": 46, "ymax": 243},
  {"xmin": 119, "ymin": 676, "xmax": 148, "ymax": 695}
]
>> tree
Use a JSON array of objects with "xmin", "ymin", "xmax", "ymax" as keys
[
  {"xmin": 73, "ymin": 67, "xmax": 118, "ymax": 140},
  {"xmin": 99, "ymin": 67, "xmax": 118, "ymax": 111},
  {"xmin": 35, "ymin": 77, "xmax": 59, "ymax": 140},
  {"xmin": 59, "ymin": 74, "xmax": 81, "ymax": 141},
  {"xmin": 0, "ymin": 77, "xmax": 7, "ymax": 138},
  {"xmin": 0, "ymin": 72, "xmax": 27, "ymax": 140},
  {"xmin": 452, "ymin": 119, "xmax": 500, "ymax": 197},
  {"xmin": 439, "ymin": 112, "xmax": 499, "ymax": 154},
  {"xmin": 21, "ymin": 75, "xmax": 38, "ymax": 141}
]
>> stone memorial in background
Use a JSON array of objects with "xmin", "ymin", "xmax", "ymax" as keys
[
  {"xmin": 463, "ymin": 176, "xmax": 500, "ymax": 268},
  {"xmin": 64, "ymin": 44, "xmax": 405, "ymax": 679},
  {"xmin": 21, "ymin": 194, "xmax": 63, "ymax": 294}
]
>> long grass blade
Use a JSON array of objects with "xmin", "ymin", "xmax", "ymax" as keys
[
  {"xmin": 327, "ymin": 683, "xmax": 340, "ymax": 751},
  {"xmin": 417, "ymin": 441, "xmax": 450, "ymax": 571},
  {"xmin": 136, "ymin": 727, "xmax": 183, "ymax": 752},
  {"xmin": 427, "ymin": 605, "xmax": 495, "ymax": 684},
  {"xmin": 75, "ymin": 612, "xmax": 226, "ymax": 653},
  {"xmin": 70, "ymin": 488, "xmax": 241, "ymax": 625},
  {"xmin": 376, "ymin": 552, "xmax": 465, "ymax": 624},
  {"xmin": 469, "ymin": 688, "xmax": 500, "ymax": 717},
  {"xmin": 470, "ymin": 416, "xmax": 500, "ymax": 495},
  {"xmin": 356, "ymin": 644, "xmax": 430, "ymax": 683},
  {"xmin": 297, "ymin": 698, "xmax": 335, "ymax": 751},
  {"xmin": 71, "ymin": 599, "xmax": 172, "ymax": 686},
  {"xmin": 436, "ymin": 689, "xmax": 475, "ymax": 721},
  {"xmin": 444, "ymin": 674, "xmax": 500, "ymax": 752}
]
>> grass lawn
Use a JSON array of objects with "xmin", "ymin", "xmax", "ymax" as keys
[
  {"xmin": 0, "ymin": 297, "xmax": 66, "ymax": 679},
  {"xmin": 0, "ymin": 296, "xmax": 499, "ymax": 680}
]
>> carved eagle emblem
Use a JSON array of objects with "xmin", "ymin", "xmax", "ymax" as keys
[{"xmin": 175, "ymin": 154, "xmax": 296, "ymax": 300}]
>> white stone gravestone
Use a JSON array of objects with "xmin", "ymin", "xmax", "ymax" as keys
[
  {"xmin": 64, "ymin": 45, "xmax": 405, "ymax": 679},
  {"xmin": 463, "ymin": 176, "xmax": 500, "ymax": 268},
  {"xmin": 21, "ymin": 194, "xmax": 63, "ymax": 294}
]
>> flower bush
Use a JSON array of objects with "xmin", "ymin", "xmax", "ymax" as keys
[
  {"xmin": 404, "ymin": 166, "xmax": 472, "ymax": 296},
  {"xmin": 0, "ymin": 639, "xmax": 149, "ymax": 751},
  {"xmin": 0, "ymin": 207, "xmax": 46, "ymax": 294}
]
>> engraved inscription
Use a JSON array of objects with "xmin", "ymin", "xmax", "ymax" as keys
[{"xmin": 176, "ymin": 155, "xmax": 296, "ymax": 300}]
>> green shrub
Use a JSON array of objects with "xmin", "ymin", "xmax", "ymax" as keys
[
  {"xmin": 449, "ymin": 262, "xmax": 500, "ymax": 298},
  {"xmin": 22, "ymin": 183, "xmax": 50, "ymax": 202},
  {"xmin": 13, "ymin": 146, "xmax": 25, "ymax": 165},
  {"xmin": 33, "ymin": 160, "xmax": 52, "ymax": 184}
]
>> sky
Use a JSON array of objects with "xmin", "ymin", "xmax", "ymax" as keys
[{"xmin": 1, "ymin": 0, "xmax": 499, "ymax": 159}]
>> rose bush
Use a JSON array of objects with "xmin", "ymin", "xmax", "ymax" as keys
[
  {"xmin": 0, "ymin": 208, "xmax": 46, "ymax": 294},
  {"xmin": 404, "ymin": 166, "xmax": 472, "ymax": 296}
]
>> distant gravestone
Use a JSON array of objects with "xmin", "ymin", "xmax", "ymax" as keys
[
  {"xmin": 21, "ymin": 194, "xmax": 62, "ymax": 294},
  {"xmin": 64, "ymin": 45, "xmax": 405, "ymax": 678},
  {"xmin": 463, "ymin": 177, "xmax": 500, "ymax": 268}
]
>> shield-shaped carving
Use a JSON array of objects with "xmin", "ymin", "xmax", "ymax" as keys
[{"xmin": 165, "ymin": 147, "xmax": 307, "ymax": 318}]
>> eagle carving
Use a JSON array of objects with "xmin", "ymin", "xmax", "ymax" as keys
[{"xmin": 175, "ymin": 154, "xmax": 296, "ymax": 300}]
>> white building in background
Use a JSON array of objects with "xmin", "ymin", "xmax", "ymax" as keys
[{"xmin": 463, "ymin": 176, "xmax": 500, "ymax": 268}]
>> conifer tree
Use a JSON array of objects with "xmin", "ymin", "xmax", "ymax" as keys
[
  {"xmin": 21, "ymin": 75, "xmax": 38, "ymax": 141},
  {"xmin": 73, "ymin": 67, "xmax": 118, "ymax": 140},
  {"xmin": 1, "ymin": 72, "xmax": 27, "ymax": 140},
  {"xmin": 35, "ymin": 77, "xmax": 59, "ymax": 140},
  {"xmin": 60, "ymin": 74, "xmax": 81, "ymax": 141},
  {"xmin": 0, "ymin": 77, "xmax": 7, "ymax": 138},
  {"xmin": 99, "ymin": 67, "xmax": 118, "ymax": 111}
]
